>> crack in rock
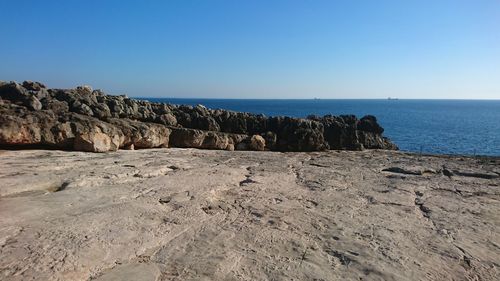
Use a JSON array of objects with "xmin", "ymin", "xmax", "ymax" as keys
[
  {"xmin": 452, "ymin": 170, "xmax": 499, "ymax": 180},
  {"xmin": 326, "ymin": 249, "xmax": 354, "ymax": 267},
  {"xmin": 382, "ymin": 167, "xmax": 424, "ymax": 175},
  {"xmin": 47, "ymin": 181, "xmax": 71, "ymax": 192},
  {"xmin": 454, "ymin": 245, "xmax": 473, "ymax": 270},
  {"xmin": 239, "ymin": 176, "xmax": 257, "ymax": 186}
]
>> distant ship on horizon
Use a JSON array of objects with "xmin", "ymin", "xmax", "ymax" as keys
[{"xmin": 387, "ymin": 97, "xmax": 399, "ymax": 100}]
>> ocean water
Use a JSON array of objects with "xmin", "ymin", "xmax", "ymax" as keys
[{"xmin": 145, "ymin": 98, "xmax": 500, "ymax": 156}]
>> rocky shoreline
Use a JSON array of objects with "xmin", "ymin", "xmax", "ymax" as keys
[
  {"xmin": 0, "ymin": 81, "xmax": 397, "ymax": 152},
  {"xmin": 1, "ymin": 81, "xmax": 499, "ymax": 281}
]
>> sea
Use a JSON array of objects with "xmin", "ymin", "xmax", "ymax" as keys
[{"xmin": 144, "ymin": 98, "xmax": 500, "ymax": 157}]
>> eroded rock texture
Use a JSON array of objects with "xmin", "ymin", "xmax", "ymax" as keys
[
  {"xmin": 0, "ymin": 80, "xmax": 397, "ymax": 152},
  {"xmin": 0, "ymin": 149, "xmax": 498, "ymax": 280}
]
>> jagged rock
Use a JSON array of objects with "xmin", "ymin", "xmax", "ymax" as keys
[
  {"xmin": 158, "ymin": 113, "xmax": 177, "ymax": 126},
  {"xmin": 0, "ymin": 80, "xmax": 398, "ymax": 153},
  {"xmin": 0, "ymin": 82, "xmax": 42, "ymax": 110},
  {"xmin": 169, "ymin": 128, "xmax": 246, "ymax": 150},
  {"xmin": 269, "ymin": 117, "xmax": 328, "ymax": 151},
  {"xmin": 199, "ymin": 116, "xmax": 220, "ymax": 131},
  {"xmin": 76, "ymin": 85, "xmax": 93, "ymax": 95},
  {"xmin": 71, "ymin": 101, "xmax": 94, "ymax": 116},
  {"xmin": 22, "ymin": 80, "xmax": 46, "ymax": 91},
  {"xmin": 0, "ymin": 107, "xmax": 61, "ymax": 147},
  {"xmin": 0, "ymin": 113, "xmax": 41, "ymax": 146},
  {"xmin": 358, "ymin": 115, "xmax": 384, "ymax": 134},
  {"xmin": 311, "ymin": 114, "xmax": 397, "ymax": 150},
  {"xmin": 92, "ymin": 103, "xmax": 112, "ymax": 119},
  {"xmin": 169, "ymin": 128, "xmax": 206, "ymax": 148},
  {"xmin": 42, "ymin": 99, "xmax": 69, "ymax": 113},
  {"xmin": 0, "ymin": 106, "xmax": 123, "ymax": 152},
  {"xmin": 27, "ymin": 95, "xmax": 42, "ymax": 111},
  {"xmin": 0, "ymin": 82, "xmax": 27, "ymax": 103},
  {"xmin": 219, "ymin": 113, "xmax": 248, "ymax": 134}
]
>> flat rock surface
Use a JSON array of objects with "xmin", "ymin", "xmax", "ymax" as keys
[{"xmin": 0, "ymin": 149, "xmax": 499, "ymax": 281}]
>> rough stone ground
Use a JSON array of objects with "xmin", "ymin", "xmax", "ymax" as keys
[{"xmin": 0, "ymin": 149, "xmax": 499, "ymax": 281}]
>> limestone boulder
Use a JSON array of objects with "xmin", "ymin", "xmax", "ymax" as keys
[
  {"xmin": 109, "ymin": 119, "xmax": 170, "ymax": 149},
  {"xmin": 249, "ymin": 135, "xmax": 266, "ymax": 151},
  {"xmin": 74, "ymin": 132, "xmax": 117, "ymax": 152}
]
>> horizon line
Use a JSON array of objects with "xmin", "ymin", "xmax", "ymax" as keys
[{"xmin": 133, "ymin": 96, "xmax": 500, "ymax": 101}]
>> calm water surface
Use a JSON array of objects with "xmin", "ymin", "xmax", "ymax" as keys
[{"xmin": 144, "ymin": 98, "xmax": 500, "ymax": 156}]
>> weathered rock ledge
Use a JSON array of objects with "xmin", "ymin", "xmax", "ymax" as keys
[
  {"xmin": 0, "ymin": 80, "xmax": 397, "ymax": 152},
  {"xmin": 0, "ymin": 149, "xmax": 498, "ymax": 280}
]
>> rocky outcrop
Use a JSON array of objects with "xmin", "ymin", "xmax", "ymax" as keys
[
  {"xmin": 169, "ymin": 128, "xmax": 247, "ymax": 151},
  {"xmin": 0, "ymin": 80, "xmax": 398, "ymax": 152},
  {"xmin": 308, "ymin": 114, "xmax": 398, "ymax": 151}
]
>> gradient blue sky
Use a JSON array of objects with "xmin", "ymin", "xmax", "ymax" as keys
[{"xmin": 1, "ymin": 0, "xmax": 499, "ymax": 99}]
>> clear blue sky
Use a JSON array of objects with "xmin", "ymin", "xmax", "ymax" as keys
[{"xmin": 1, "ymin": 0, "xmax": 499, "ymax": 99}]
